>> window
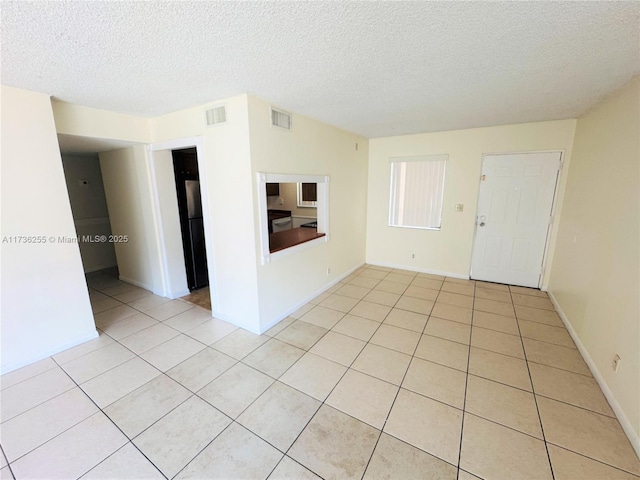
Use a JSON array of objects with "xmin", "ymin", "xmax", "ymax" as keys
[
  {"xmin": 389, "ymin": 154, "xmax": 447, "ymax": 230},
  {"xmin": 297, "ymin": 182, "xmax": 317, "ymax": 207}
]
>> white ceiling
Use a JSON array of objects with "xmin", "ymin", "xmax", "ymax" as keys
[{"xmin": 2, "ymin": 1, "xmax": 638, "ymax": 138}]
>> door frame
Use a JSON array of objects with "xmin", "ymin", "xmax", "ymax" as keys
[
  {"xmin": 148, "ymin": 136, "xmax": 217, "ymax": 311},
  {"xmin": 469, "ymin": 150, "xmax": 565, "ymax": 289}
]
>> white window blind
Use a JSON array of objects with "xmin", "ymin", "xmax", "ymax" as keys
[{"xmin": 389, "ymin": 154, "xmax": 447, "ymax": 229}]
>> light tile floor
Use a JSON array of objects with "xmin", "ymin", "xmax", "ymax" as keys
[{"xmin": 1, "ymin": 265, "xmax": 639, "ymax": 479}]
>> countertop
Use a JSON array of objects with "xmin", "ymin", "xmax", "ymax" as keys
[{"xmin": 269, "ymin": 227, "xmax": 325, "ymax": 253}]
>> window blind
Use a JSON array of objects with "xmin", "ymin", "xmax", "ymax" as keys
[{"xmin": 389, "ymin": 154, "xmax": 447, "ymax": 229}]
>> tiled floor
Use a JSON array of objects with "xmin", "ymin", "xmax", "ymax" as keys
[{"xmin": 1, "ymin": 265, "xmax": 639, "ymax": 479}]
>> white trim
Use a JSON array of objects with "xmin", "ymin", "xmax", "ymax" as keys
[
  {"xmin": 146, "ymin": 145, "xmax": 170, "ymax": 297},
  {"xmin": 365, "ymin": 261, "xmax": 470, "ymax": 280},
  {"xmin": 539, "ymin": 150, "xmax": 566, "ymax": 290},
  {"xmin": 258, "ymin": 262, "xmax": 366, "ymax": 334},
  {"xmin": 148, "ymin": 137, "xmax": 218, "ymax": 311},
  {"xmin": 149, "ymin": 137, "xmax": 202, "ymax": 153},
  {"xmin": 548, "ymin": 291, "xmax": 640, "ymax": 460},
  {"xmin": 257, "ymin": 173, "xmax": 330, "ymax": 265},
  {"xmin": 0, "ymin": 329, "xmax": 99, "ymax": 375}
]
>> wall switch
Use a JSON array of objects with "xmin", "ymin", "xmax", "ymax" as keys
[
  {"xmin": 278, "ymin": 197, "xmax": 284, "ymax": 205},
  {"xmin": 411, "ymin": 253, "xmax": 415, "ymax": 259},
  {"xmin": 326, "ymin": 267, "xmax": 331, "ymax": 275},
  {"xmin": 455, "ymin": 204, "xmax": 464, "ymax": 212},
  {"xmin": 612, "ymin": 354, "xmax": 621, "ymax": 372}
]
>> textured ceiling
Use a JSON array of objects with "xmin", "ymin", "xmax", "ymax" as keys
[{"xmin": 2, "ymin": 1, "xmax": 639, "ymax": 138}]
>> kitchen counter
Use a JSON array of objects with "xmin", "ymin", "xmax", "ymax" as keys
[{"xmin": 269, "ymin": 227, "xmax": 325, "ymax": 253}]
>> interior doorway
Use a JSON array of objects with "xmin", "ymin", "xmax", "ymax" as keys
[
  {"xmin": 470, "ymin": 152, "xmax": 562, "ymax": 288},
  {"xmin": 60, "ymin": 152, "xmax": 118, "ymax": 274},
  {"xmin": 149, "ymin": 136, "xmax": 216, "ymax": 312},
  {"xmin": 172, "ymin": 147, "xmax": 209, "ymax": 292}
]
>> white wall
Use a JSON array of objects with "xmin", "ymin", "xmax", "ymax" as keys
[
  {"xmin": 247, "ymin": 96, "xmax": 369, "ymax": 331},
  {"xmin": 366, "ymin": 120, "xmax": 577, "ymax": 282},
  {"xmin": 52, "ymin": 101, "xmax": 151, "ymax": 143},
  {"xmin": 0, "ymin": 86, "xmax": 97, "ymax": 374},
  {"xmin": 99, "ymin": 145, "xmax": 163, "ymax": 293},
  {"xmin": 150, "ymin": 149, "xmax": 189, "ymax": 297},
  {"xmin": 61, "ymin": 153, "xmax": 117, "ymax": 272},
  {"xmin": 549, "ymin": 78, "xmax": 640, "ymax": 454}
]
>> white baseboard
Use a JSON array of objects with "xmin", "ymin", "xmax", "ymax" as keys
[
  {"xmin": 258, "ymin": 262, "xmax": 366, "ymax": 334},
  {"xmin": 365, "ymin": 261, "xmax": 469, "ymax": 280},
  {"xmin": 118, "ymin": 275, "xmax": 161, "ymax": 296},
  {"xmin": 548, "ymin": 291, "xmax": 640, "ymax": 460},
  {"xmin": 0, "ymin": 329, "xmax": 99, "ymax": 375}
]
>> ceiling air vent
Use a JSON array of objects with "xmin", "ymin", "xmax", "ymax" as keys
[
  {"xmin": 271, "ymin": 107, "xmax": 291, "ymax": 130},
  {"xmin": 205, "ymin": 105, "xmax": 226, "ymax": 126}
]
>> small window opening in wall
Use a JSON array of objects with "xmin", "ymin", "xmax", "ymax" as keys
[
  {"xmin": 389, "ymin": 154, "xmax": 447, "ymax": 230},
  {"xmin": 257, "ymin": 174, "xmax": 329, "ymax": 263}
]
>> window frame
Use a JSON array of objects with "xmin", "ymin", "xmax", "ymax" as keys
[
  {"xmin": 296, "ymin": 182, "xmax": 318, "ymax": 208},
  {"xmin": 257, "ymin": 173, "xmax": 329, "ymax": 264}
]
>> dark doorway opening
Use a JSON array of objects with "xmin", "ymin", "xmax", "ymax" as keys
[{"xmin": 172, "ymin": 148, "xmax": 209, "ymax": 291}]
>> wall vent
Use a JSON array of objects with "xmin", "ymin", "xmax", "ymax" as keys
[
  {"xmin": 205, "ymin": 105, "xmax": 226, "ymax": 126},
  {"xmin": 271, "ymin": 107, "xmax": 291, "ymax": 130}
]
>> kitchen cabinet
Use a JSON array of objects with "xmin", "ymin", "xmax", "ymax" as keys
[{"xmin": 266, "ymin": 183, "xmax": 280, "ymax": 196}]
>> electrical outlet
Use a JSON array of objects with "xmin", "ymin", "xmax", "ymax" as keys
[
  {"xmin": 612, "ymin": 354, "xmax": 621, "ymax": 373},
  {"xmin": 455, "ymin": 204, "xmax": 464, "ymax": 212}
]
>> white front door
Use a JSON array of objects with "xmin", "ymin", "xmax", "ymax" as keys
[{"xmin": 470, "ymin": 152, "xmax": 561, "ymax": 288}]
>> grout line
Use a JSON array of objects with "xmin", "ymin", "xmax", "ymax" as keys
[
  {"xmin": 6, "ymin": 267, "xmax": 629, "ymax": 478},
  {"xmin": 46, "ymin": 356, "xmax": 170, "ymax": 479},
  {"xmin": 352, "ymin": 281, "xmax": 415, "ymax": 479},
  {"xmin": 455, "ymin": 280, "xmax": 476, "ymax": 480},
  {"xmin": 509, "ymin": 286, "xmax": 557, "ymax": 480},
  {"xmin": 0, "ymin": 443, "xmax": 16, "ymax": 480}
]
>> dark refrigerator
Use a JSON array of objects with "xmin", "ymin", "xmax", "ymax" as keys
[
  {"xmin": 173, "ymin": 148, "xmax": 209, "ymax": 291},
  {"xmin": 184, "ymin": 180, "xmax": 208, "ymax": 289}
]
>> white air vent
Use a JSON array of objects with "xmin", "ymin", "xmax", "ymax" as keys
[
  {"xmin": 205, "ymin": 106, "xmax": 226, "ymax": 126},
  {"xmin": 271, "ymin": 107, "xmax": 291, "ymax": 130}
]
